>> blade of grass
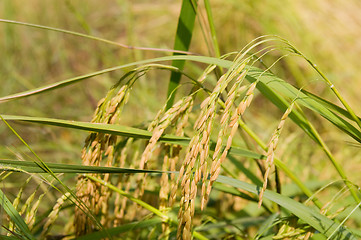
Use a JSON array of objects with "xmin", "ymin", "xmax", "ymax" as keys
[
  {"xmin": 1, "ymin": 114, "xmax": 322, "ymax": 210},
  {"xmin": 283, "ymin": 39, "xmax": 361, "ymax": 130},
  {"xmin": 166, "ymin": 0, "xmax": 198, "ymax": 109},
  {"xmin": 0, "ymin": 19, "xmax": 193, "ymax": 55},
  {"xmin": 204, "ymin": 0, "xmax": 221, "ymax": 60},
  {"xmin": 86, "ymin": 174, "xmax": 168, "ymax": 221},
  {"xmin": 0, "ymin": 114, "xmax": 263, "ymax": 159},
  {"xmin": 0, "ymin": 188, "xmax": 35, "ymax": 240},
  {"xmin": 0, "ymin": 55, "xmax": 230, "ymax": 103},
  {"xmin": 0, "ymin": 235, "xmax": 21, "ymax": 240},
  {"xmin": 0, "ymin": 160, "xmax": 172, "ymax": 174},
  {"xmin": 2, "ymin": 54, "xmax": 360, "ymax": 144},
  {"xmin": 215, "ymin": 175, "xmax": 357, "ymax": 240},
  {"xmin": 301, "ymin": 89, "xmax": 361, "ymax": 123},
  {"xmin": 75, "ymin": 218, "xmax": 163, "ymax": 240},
  {"xmin": 246, "ymin": 69, "xmax": 361, "ymax": 143}
]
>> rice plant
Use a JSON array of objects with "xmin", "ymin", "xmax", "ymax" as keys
[{"xmin": 1, "ymin": 0, "xmax": 361, "ymax": 239}]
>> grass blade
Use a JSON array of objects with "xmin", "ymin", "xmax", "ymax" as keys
[
  {"xmin": 166, "ymin": 0, "xmax": 198, "ymax": 109},
  {"xmin": 216, "ymin": 175, "xmax": 356, "ymax": 240},
  {"xmin": 0, "ymin": 19, "xmax": 193, "ymax": 55},
  {"xmin": 0, "ymin": 160, "xmax": 171, "ymax": 174},
  {"xmin": 0, "ymin": 114, "xmax": 263, "ymax": 160},
  {"xmin": 1, "ymin": 114, "xmax": 321, "ymax": 209},
  {"xmin": 0, "ymin": 55, "xmax": 230, "ymax": 103},
  {"xmin": 0, "ymin": 188, "xmax": 35, "ymax": 240},
  {"xmin": 75, "ymin": 218, "xmax": 163, "ymax": 240},
  {"xmin": 246, "ymin": 68, "xmax": 361, "ymax": 142}
]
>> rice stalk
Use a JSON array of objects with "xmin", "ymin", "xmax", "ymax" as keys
[
  {"xmin": 159, "ymin": 101, "xmax": 192, "ymax": 236},
  {"xmin": 113, "ymin": 137, "xmax": 134, "ymax": 225},
  {"xmin": 135, "ymin": 95, "xmax": 193, "ymax": 196},
  {"xmin": 25, "ymin": 191, "xmax": 46, "ymax": 230},
  {"xmin": 201, "ymin": 46, "xmax": 287, "ymax": 205},
  {"xmin": 74, "ymin": 82, "xmax": 131, "ymax": 236},
  {"xmin": 202, "ymin": 69, "xmax": 250, "ymax": 209},
  {"xmin": 175, "ymin": 58, "xmax": 249, "ymax": 239},
  {"xmin": 41, "ymin": 192, "xmax": 71, "ymax": 238},
  {"xmin": 7, "ymin": 176, "xmax": 31, "ymax": 235},
  {"xmin": 258, "ymin": 102, "xmax": 294, "ymax": 208},
  {"xmin": 19, "ymin": 183, "xmax": 41, "ymax": 230},
  {"xmin": 115, "ymin": 149, "xmax": 140, "ymax": 223}
]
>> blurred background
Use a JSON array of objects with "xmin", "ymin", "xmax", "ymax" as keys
[{"xmin": 1, "ymin": 0, "xmax": 361, "ymax": 196}]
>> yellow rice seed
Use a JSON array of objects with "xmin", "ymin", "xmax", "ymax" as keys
[
  {"xmin": 200, "ymin": 96, "xmax": 210, "ymax": 109},
  {"xmin": 246, "ymin": 82, "xmax": 257, "ymax": 95},
  {"xmin": 237, "ymin": 101, "xmax": 247, "ymax": 115},
  {"xmin": 210, "ymin": 167, "xmax": 221, "ymax": 183},
  {"xmin": 190, "ymin": 180, "xmax": 197, "ymax": 199}
]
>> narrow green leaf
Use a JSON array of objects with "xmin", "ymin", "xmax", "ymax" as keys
[
  {"xmin": 228, "ymin": 154, "xmax": 263, "ymax": 186},
  {"xmin": 0, "ymin": 159, "xmax": 171, "ymax": 174},
  {"xmin": 246, "ymin": 68, "xmax": 361, "ymax": 142},
  {"xmin": 166, "ymin": 0, "xmax": 198, "ymax": 109},
  {"xmin": 216, "ymin": 175, "xmax": 356, "ymax": 239},
  {"xmin": 75, "ymin": 218, "xmax": 163, "ymax": 240},
  {"xmin": 0, "ymin": 114, "xmax": 318, "ymax": 208},
  {"xmin": 0, "ymin": 19, "xmax": 193, "ymax": 55},
  {"xmin": 255, "ymin": 213, "xmax": 279, "ymax": 239},
  {"xmin": 195, "ymin": 216, "xmax": 266, "ymax": 232},
  {"xmin": 0, "ymin": 115, "xmax": 264, "ymax": 160},
  {"xmin": 204, "ymin": 0, "xmax": 221, "ymax": 59},
  {"xmin": 301, "ymin": 89, "xmax": 361, "ymax": 123},
  {"xmin": 0, "ymin": 236, "xmax": 21, "ymax": 240},
  {"xmin": 0, "ymin": 188, "xmax": 35, "ymax": 240},
  {"xmin": 0, "ymin": 55, "xmax": 231, "ymax": 103},
  {"xmin": 246, "ymin": 68, "xmax": 361, "ymax": 204}
]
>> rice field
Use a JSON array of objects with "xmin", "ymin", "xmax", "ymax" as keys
[{"xmin": 1, "ymin": 0, "xmax": 361, "ymax": 239}]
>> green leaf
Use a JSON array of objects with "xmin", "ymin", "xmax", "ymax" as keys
[
  {"xmin": 246, "ymin": 68, "xmax": 361, "ymax": 143},
  {"xmin": 215, "ymin": 175, "xmax": 356, "ymax": 240},
  {"xmin": 0, "ymin": 55, "xmax": 230, "ymax": 103},
  {"xmin": 166, "ymin": 0, "xmax": 198, "ymax": 109},
  {"xmin": 0, "ymin": 114, "xmax": 264, "ymax": 160},
  {"xmin": 0, "ymin": 188, "xmax": 36, "ymax": 240},
  {"xmin": 0, "ymin": 159, "xmax": 170, "ymax": 174},
  {"xmin": 75, "ymin": 218, "xmax": 163, "ymax": 240},
  {"xmin": 301, "ymin": 89, "xmax": 361, "ymax": 123},
  {"xmin": 0, "ymin": 114, "xmax": 317, "ymax": 208}
]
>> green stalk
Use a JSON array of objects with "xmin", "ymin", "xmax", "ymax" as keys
[
  {"xmin": 204, "ymin": 0, "xmax": 223, "ymax": 78},
  {"xmin": 304, "ymin": 118, "xmax": 361, "ymax": 204},
  {"xmin": 309, "ymin": 61, "xmax": 361, "ymax": 130},
  {"xmin": 282, "ymin": 39, "xmax": 361, "ymax": 130},
  {"xmin": 204, "ymin": 0, "xmax": 221, "ymax": 59},
  {"xmin": 0, "ymin": 19, "xmax": 193, "ymax": 55}
]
